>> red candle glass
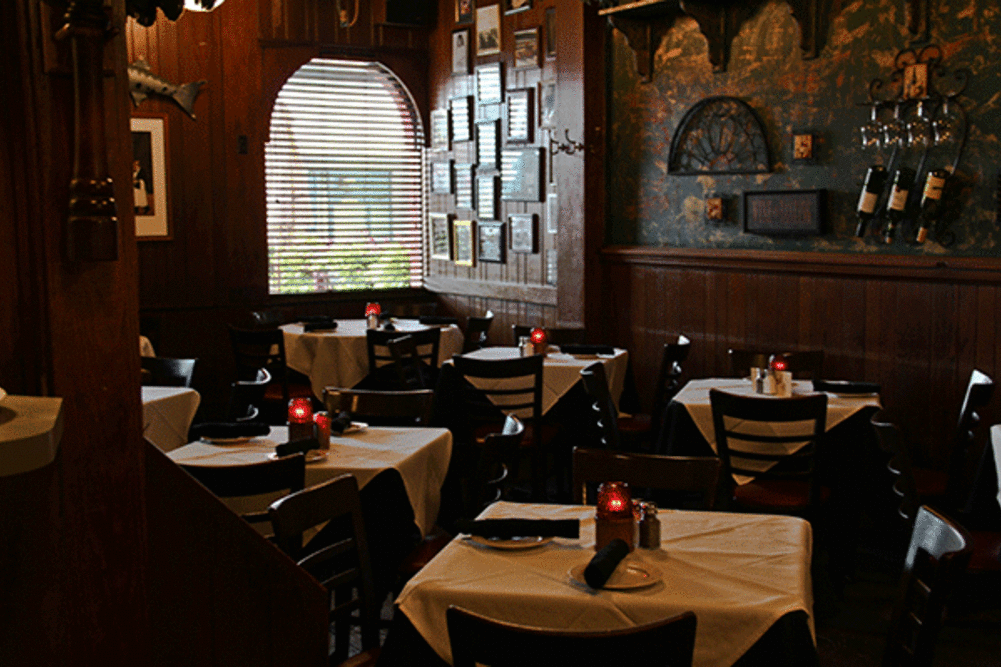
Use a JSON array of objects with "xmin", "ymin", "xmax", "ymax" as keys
[
  {"xmin": 288, "ymin": 398, "xmax": 314, "ymax": 441},
  {"xmin": 530, "ymin": 327, "xmax": 547, "ymax": 354},
  {"xmin": 769, "ymin": 354, "xmax": 788, "ymax": 372},
  {"xmin": 595, "ymin": 481, "xmax": 635, "ymax": 551},
  {"xmin": 365, "ymin": 302, "xmax": 382, "ymax": 317},
  {"xmin": 313, "ymin": 411, "xmax": 331, "ymax": 450}
]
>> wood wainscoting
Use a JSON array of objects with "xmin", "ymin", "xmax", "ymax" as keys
[{"xmin": 600, "ymin": 246, "xmax": 1001, "ymax": 473}]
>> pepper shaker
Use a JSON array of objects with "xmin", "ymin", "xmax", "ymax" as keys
[{"xmin": 638, "ymin": 501, "xmax": 661, "ymax": 549}]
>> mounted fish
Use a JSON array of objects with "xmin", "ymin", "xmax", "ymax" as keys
[{"xmin": 128, "ymin": 59, "xmax": 206, "ymax": 120}]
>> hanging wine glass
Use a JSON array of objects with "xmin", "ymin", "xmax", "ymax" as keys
[
  {"xmin": 882, "ymin": 104, "xmax": 907, "ymax": 149},
  {"xmin": 907, "ymin": 101, "xmax": 931, "ymax": 149},
  {"xmin": 934, "ymin": 97, "xmax": 958, "ymax": 146},
  {"xmin": 860, "ymin": 104, "xmax": 883, "ymax": 150}
]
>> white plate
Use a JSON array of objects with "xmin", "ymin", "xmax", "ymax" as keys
[
  {"xmin": 569, "ymin": 561, "xmax": 661, "ymax": 590},
  {"xmin": 200, "ymin": 436, "xmax": 255, "ymax": 444},
  {"xmin": 270, "ymin": 450, "xmax": 328, "ymax": 463},
  {"xmin": 338, "ymin": 421, "xmax": 367, "ymax": 435},
  {"xmin": 468, "ymin": 535, "xmax": 554, "ymax": 550}
]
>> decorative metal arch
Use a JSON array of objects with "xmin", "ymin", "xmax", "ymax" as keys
[{"xmin": 667, "ymin": 96, "xmax": 771, "ymax": 175}]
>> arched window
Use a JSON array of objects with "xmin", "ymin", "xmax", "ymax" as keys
[{"xmin": 266, "ymin": 59, "xmax": 425, "ymax": 295}]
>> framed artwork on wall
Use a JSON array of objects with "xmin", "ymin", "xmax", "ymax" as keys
[
  {"xmin": 478, "ymin": 220, "xmax": 506, "ymax": 263},
  {"xmin": 546, "ymin": 192, "xmax": 558, "ymax": 233},
  {"xmin": 476, "ymin": 172, "xmax": 498, "ymax": 221},
  {"xmin": 450, "ymin": 96, "xmax": 473, "ymax": 142},
  {"xmin": 476, "ymin": 119, "xmax": 499, "ymax": 169},
  {"xmin": 544, "ymin": 7, "xmax": 556, "ymax": 59},
  {"xmin": 455, "ymin": 0, "xmax": 473, "ymax": 25},
  {"xmin": 452, "ymin": 29, "xmax": 470, "ymax": 75},
  {"xmin": 131, "ymin": 114, "xmax": 170, "ymax": 239},
  {"xmin": 509, "ymin": 213, "xmax": 538, "ymax": 253},
  {"xmin": 431, "ymin": 109, "xmax": 450, "ymax": 150},
  {"xmin": 513, "ymin": 28, "xmax": 539, "ymax": 69},
  {"xmin": 430, "ymin": 213, "xmax": 453, "ymax": 260},
  {"xmin": 476, "ymin": 4, "xmax": 501, "ymax": 56},
  {"xmin": 431, "ymin": 161, "xmax": 453, "ymax": 194},
  {"xmin": 476, "ymin": 63, "xmax": 503, "ymax": 105},
  {"xmin": 455, "ymin": 163, "xmax": 475, "ymax": 209},
  {"xmin": 501, "ymin": 147, "xmax": 543, "ymax": 201},
  {"xmin": 506, "ymin": 88, "xmax": 533, "ymax": 143},
  {"xmin": 506, "ymin": 0, "xmax": 530, "ymax": 14},
  {"xmin": 453, "ymin": 219, "xmax": 476, "ymax": 266},
  {"xmin": 538, "ymin": 80, "xmax": 556, "ymax": 128},
  {"xmin": 546, "ymin": 248, "xmax": 557, "ymax": 285}
]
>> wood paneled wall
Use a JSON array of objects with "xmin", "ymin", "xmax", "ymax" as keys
[{"xmin": 601, "ymin": 247, "xmax": 1001, "ymax": 472}]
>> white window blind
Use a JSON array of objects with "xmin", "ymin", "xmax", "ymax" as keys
[{"xmin": 266, "ymin": 59, "xmax": 425, "ymax": 295}]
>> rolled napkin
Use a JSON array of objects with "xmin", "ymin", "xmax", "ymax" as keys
[
  {"xmin": 275, "ymin": 436, "xmax": 319, "ymax": 458},
  {"xmin": 190, "ymin": 421, "xmax": 270, "ymax": 441},
  {"xmin": 583, "ymin": 538, "xmax": 630, "ymax": 589},
  {"xmin": 558, "ymin": 344, "xmax": 616, "ymax": 356},
  {"xmin": 812, "ymin": 379, "xmax": 881, "ymax": 395},
  {"xmin": 455, "ymin": 518, "xmax": 580, "ymax": 540},
  {"xmin": 418, "ymin": 315, "xmax": 460, "ymax": 326},
  {"xmin": 382, "ymin": 322, "xmax": 397, "ymax": 331},
  {"xmin": 300, "ymin": 315, "xmax": 335, "ymax": 323},
  {"xmin": 302, "ymin": 317, "xmax": 337, "ymax": 332},
  {"xmin": 328, "ymin": 410, "xmax": 353, "ymax": 436}
]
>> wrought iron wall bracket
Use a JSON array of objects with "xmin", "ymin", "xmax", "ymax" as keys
[{"xmin": 549, "ymin": 129, "xmax": 586, "ymax": 157}]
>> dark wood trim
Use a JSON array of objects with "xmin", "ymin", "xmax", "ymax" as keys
[
  {"xmin": 425, "ymin": 275, "xmax": 558, "ymax": 306},
  {"xmin": 601, "ymin": 246, "xmax": 1001, "ymax": 284}
]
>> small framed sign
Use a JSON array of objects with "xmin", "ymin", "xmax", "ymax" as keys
[
  {"xmin": 452, "ymin": 29, "xmax": 470, "ymax": 75},
  {"xmin": 476, "ymin": 63, "xmax": 503, "ymax": 105},
  {"xmin": 431, "ymin": 109, "xmax": 450, "ymax": 150},
  {"xmin": 132, "ymin": 114, "xmax": 170, "ymax": 239},
  {"xmin": 450, "ymin": 96, "xmax": 473, "ymax": 143},
  {"xmin": 476, "ymin": 4, "xmax": 501, "ymax": 56},
  {"xmin": 546, "ymin": 192, "xmax": 559, "ymax": 233},
  {"xmin": 454, "ymin": 219, "xmax": 476, "ymax": 266},
  {"xmin": 455, "ymin": 0, "xmax": 473, "ymax": 25},
  {"xmin": 430, "ymin": 213, "xmax": 453, "ymax": 260},
  {"xmin": 538, "ymin": 80, "xmax": 556, "ymax": 129},
  {"xmin": 509, "ymin": 213, "xmax": 538, "ymax": 253},
  {"xmin": 514, "ymin": 28, "xmax": 539, "ymax": 69},
  {"xmin": 501, "ymin": 148, "xmax": 543, "ymax": 202},
  {"xmin": 431, "ymin": 161, "xmax": 453, "ymax": 194},
  {"xmin": 743, "ymin": 189, "xmax": 826, "ymax": 236},
  {"xmin": 478, "ymin": 220, "xmax": 506, "ymax": 263},
  {"xmin": 506, "ymin": 88, "xmax": 533, "ymax": 143},
  {"xmin": 476, "ymin": 172, "xmax": 499, "ymax": 221},
  {"xmin": 455, "ymin": 163, "xmax": 475, "ymax": 210},
  {"xmin": 546, "ymin": 248, "xmax": 557, "ymax": 285},
  {"xmin": 476, "ymin": 119, "xmax": 500, "ymax": 170},
  {"xmin": 544, "ymin": 7, "xmax": 556, "ymax": 59},
  {"xmin": 792, "ymin": 130, "xmax": 816, "ymax": 164}
]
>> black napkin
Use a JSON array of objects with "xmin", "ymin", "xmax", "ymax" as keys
[
  {"xmin": 418, "ymin": 315, "xmax": 460, "ymax": 326},
  {"xmin": 300, "ymin": 315, "xmax": 335, "ymax": 323},
  {"xmin": 382, "ymin": 322, "xmax": 396, "ymax": 331},
  {"xmin": 190, "ymin": 421, "xmax": 270, "ymax": 440},
  {"xmin": 329, "ymin": 410, "xmax": 353, "ymax": 436},
  {"xmin": 275, "ymin": 436, "xmax": 319, "ymax": 458},
  {"xmin": 455, "ymin": 518, "xmax": 580, "ymax": 540},
  {"xmin": 559, "ymin": 344, "xmax": 616, "ymax": 356},
  {"xmin": 302, "ymin": 317, "xmax": 337, "ymax": 332},
  {"xmin": 584, "ymin": 538, "xmax": 630, "ymax": 589},
  {"xmin": 812, "ymin": 379, "xmax": 881, "ymax": 395}
]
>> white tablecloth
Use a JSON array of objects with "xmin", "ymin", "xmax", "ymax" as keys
[
  {"xmin": 140, "ymin": 335, "xmax": 156, "ymax": 357},
  {"xmin": 166, "ymin": 425, "xmax": 452, "ymax": 536},
  {"xmin": 397, "ymin": 501, "xmax": 814, "ymax": 667},
  {"xmin": 282, "ymin": 319, "xmax": 465, "ymax": 399},
  {"xmin": 455, "ymin": 346, "xmax": 629, "ymax": 416},
  {"xmin": 142, "ymin": 386, "xmax": 200, "ymax": 453}
]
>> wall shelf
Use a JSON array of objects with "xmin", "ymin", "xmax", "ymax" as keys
[{"xmin": 0, "ymin": 395, "xmax": 64, "ymax": 476}]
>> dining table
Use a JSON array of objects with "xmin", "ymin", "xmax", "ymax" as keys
[
  {"xmin": 142, "ymin": 385, "xmax": 201, "ymax": 453},
  {"xmin": 381, "ymin": 500, "xmax": 817, "ymax": 667},
  {"xmin": 282, "ymin": 319, "xmax": 465, "ymax": 399}
]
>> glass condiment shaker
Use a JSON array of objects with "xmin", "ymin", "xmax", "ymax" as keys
[
  {"xmin": 638, "ymin": 501, "xmax": 661, "ymax": 549},
  {"xmin": 519, "ymin": 335, "xmax": 534, "ymax": 357}
]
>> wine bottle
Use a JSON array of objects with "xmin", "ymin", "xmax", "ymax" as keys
[
  {"xmin": 882, "ymin": 167, "xmax": 916, "ymax": 244},
  {"xmin": 855, "ymin": 165, "xmax": 889, "ymax": 237},
  {"xmin": 914, "ymin": 168, "xmax": 949, "ymax": 244}
]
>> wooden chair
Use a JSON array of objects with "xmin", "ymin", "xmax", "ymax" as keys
[
  {"xmin": 946, "ymin": 369, "xmax": 995, "ymax": 511},
  {"xmin": 709, "ymin": 389, "xmax": 828, "ymax": 517},
  {"xmin": 386, "ymin": 335, "xmax": 433, "ymax": 389},
  {"xmin": 463, "ymin": 310, "xmax": 494, "ymax": 353},
  {"xmin": 178, "ymin": 453, "xmax": 305, "ymax": 532},
  {"xmin": 618, "ymin": 334, "xmax": 691, "ymax": 448},
  {"xmin": 228, "ymin": 324, "xmax": 313, "ymax": 423},
  {"xmin": 140, "ymin": 356, "xmax": 197, "ymax": 387},
  {"xmin": 366, "ymin": 326, "xmax": 440, "ymax": 390},
  {"xmin": 447, "ymin": 606, "xmax": 697, "ymax": 667},
  {"xmin": 250, "ymin": 308, "xmax": 285, "ymax": 327},
  {"xmin": 469, "ymin": 414, "xmax": 525, "ymax": 515},
  {"xmin": 324, "ymin": 387, "xmax": 434, "ymax": 426},
  {"xmin": 451, "ymin": 353, "xmax": 554, "ymax": 501},
  {"xmin": 572, "ymin": 448, "xmax": 722, "ymax": 510},
  {"xmin": 883, "ymin": 505, "xmax": 972, "ymax": 667},
  {"xmin": 579, "ymin": 362, "xmax": 622, "ymax": 450},
  {"xmin": 728, "ymin": 347, "xmax": 824, "ymax": 380},
  {"xmin": 512, "ymin": 324, "xmax": 586, "ymax": 346},
  {"xmin": 268, "ymin": 474, "xmax": 381, "ymax": 666},
  {"xmin": 225, "ymin": 367, "xmax": 271, "ymax": 422}
]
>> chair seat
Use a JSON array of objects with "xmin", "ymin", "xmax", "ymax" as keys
[
  {"xmin": 617, "ymin": 412, "xmax": 651, "ymax": 434},
  {"xmin": 474, "ymin": 422, "xmax": 558, "ymax": 449},
  {"xmin": 734, "ymin": 479, "xmax": 830, "ymax": 510}
]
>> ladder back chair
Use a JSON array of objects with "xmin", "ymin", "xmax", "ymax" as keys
[
  {"xmin": 324, "ymin": 387, "xmax": 434, "ymax": 427},
  {"xmin": 140, "ymin": 356, "xmax": 198, "ymax": 387},
  {"xmin": 618, "ymin": 334, "xmax": 691, "ymax": 448},
  {"xmin": 463, "ymin": 310, "xmax": 494, "ymax": 353},
  {"xmin": 366, "ymin": 326, "xmax": 441, "ymax": 390}
]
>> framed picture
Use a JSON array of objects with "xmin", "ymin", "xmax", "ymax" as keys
[
  {"xmin": 478, "ymin": 220, "xmax": 506, "ymax": 263},
  {"xmin": 453, "ymin": 219, "xmax": 476, "ymax": 266},
  {"xmin": 514, "ymin": 28, "xmax": 539, "ymax": 69},
  {"xmin": 476, "ymin": 172, "xmax": 498, "ymax": 221},
  {"xmin": 743, "ymin": 189, "xmax": 826, "ymax": 236},
  {"xmin": 431, "ymin": 161, "xmax": 453, "ymax": 194},
  {"xmin": 509, "ymin": 213, "xmax": 538, "ymax": 253},
  {"xmin": 455, "ymin": 0, "xmax": 474, "ymax": 25},
  {"xmin": 506, "ymin": 0, "xmax": 530, "ymax": 14},
  {"xmin": 450, "ymin": 96, "xmax": 473, "ymax": 142},
  {"xmin": 452, "ymin": 30, "xmax": 470, "ymax": 75},
  {"xmin": 431, "ymin": 109, "xmax": 450, "ymax": 150},
  {"xmin": 546, "ymin": 248, "xmax": 557, "ymax": 285},
  {"xmin": 544, "ymin": 7, "xmax": 556, "ymax": 59},
  {"xmin": 501, "ymin": 148, "xmax": 543, "ymax": 202},
  {"xmin": 546, "ymin": 192, "xmax": 558, "ymax": 233},
  {"xmin": 506, "ymin": 88, "xmax": 533, "ymax": 143},
  {"xmin": 476, "ymin": 62, "xmax": 503, "ymax": 105},
  {"xmin": 455, "ymin": 163, "xmax": 475, "ymax": 209},
  {"xmin": 131, "ymin": 115, "xmax": 170, "ymax": 239},
  {"xmin": 476, "ymin": 4, "xmax": 501, "ymax": 56},
  {"xmin": 792, "ymin": 130, "xmax": 816, "ymax": 164},
  {"xmin": 476, "ymin": 119, "xmax": 499, "ymax": 169},
  {"xmin": 430, "ymin": 213, "xmax": 453, "ymax": 260},
  {"xmin": 538, "ymin": 80, "xmax": 556, "ymax": 129}
]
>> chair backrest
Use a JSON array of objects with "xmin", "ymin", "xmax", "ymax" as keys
[
  {"xmin": 871, "ymin": 411, "xmax": 921, "ymax": 524},
  {"xmin": 268, "ymin": 473, "xmax": 380, "ymax": 662},
  {"xmin": 323, "ymin": 387, "xmax": 435, "ymax": 426},
  {"xmin": 179, "ymin": 453, "xmax": 305, "ymax": 527},
  {"xmin": 140, "ymin": 356, "xmax": 198, "ymax": 387},
  {"xmin": 572, "ymin": 448, "xmax": 722, "ymax": 510},
  {"xmin": 250, "ymin": 309, "xmax": 284, "ymax": 327},
  {"xmin": 386, "ymin": 334, "xmax": 433, "ymax": 389},
  {"xmin": 227, "ymin": 324, "xmax": 289, "ymax": 402},
  {"xmin": 463, "ymin": 310, "xmax": 494, "ymax": 353},
  {"xmin": 883, "ymin": 505, "xmax": 972, "ymax": 667},
  {"xmin": 648, "ymin": 334, "xmax": 692, "ymax": 437},
  {"xmin": 947, "ymin": 369, "xmax": 994, "ymax": 509},
  {"xmin": 468, "ymin": 415, "xmax": 525, "ymax": 515},
  {"xmin": 451, "ymin": 354, "xmax": 544, "ymax": 435},
  {"xmin": 579, "ymin": 362, "xmax": 621, "ymax": 450},
  {"xmin": 367, "ymin": 326, "xmax": 441, "ymax": 389},
  {"xmin": 728, "ymin": 348, "xmax": 824, "ymax": 380},
  {"xmin": 447, "ymin": 606, "xmax": 697, "ymax": 667},
  {"xmin": 511, "ymin": 325, "xmax": 586, "ymax": 346},
  {"xmin": 226, "ymin": 367, "xmax": 272, "ymax": 422},
  {"xmin": 709, "ymin": 389, "xmax": 828, "ymax": 508}
]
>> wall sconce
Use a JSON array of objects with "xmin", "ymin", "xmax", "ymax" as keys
[{"xmin": 549, "ymin": 129, "xmax": 585, "ymax": 157}]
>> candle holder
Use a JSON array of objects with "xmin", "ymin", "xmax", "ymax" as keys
[
  {"xmin": 313, "ymin": 411, "xmax": 331, "ymax": 450},
  {"xmin": 767, "ymin": 354, "xmax": 793, "ymax": 397},
  {"xmin": 530, "ymin": 327, "xmax": 548, "ymax": 355},
  {"xmin": 287, "ymin": 398, "xmax": 314, "ymax": 441},
  {"xmin": 365, "ymin": 302, "xmax": 381, "ymax": 329},
  {"xmin": 595, "ymin": 481, "xmax": 635, "ymax": 552}
]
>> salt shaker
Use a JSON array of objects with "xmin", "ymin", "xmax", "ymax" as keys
[
  {"xmin": 519, "ymin": 336, "xmax": 534, "ymax": 357},
  {"xmin": 638, "ymin": 501, "xmax": 661, "ymax": 548}
]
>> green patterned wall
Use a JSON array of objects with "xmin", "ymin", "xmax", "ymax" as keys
[{"xmin": 607, "ymin": 0, "xmax": 1001, "ymax": 256}]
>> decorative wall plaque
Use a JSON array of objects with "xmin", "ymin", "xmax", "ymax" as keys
[
  {"xmin": 546, "ymin": 192, "xmax": 558, "ymax": 233},
  {"xmin": 430, "ymin": 213, "xmax": 452, "ymax": 260},
  {"xmin": 509, "ymin": 213, "xmax": 538, "ymax": 253},
  {"xmin": 453, "ymin": 219, "xmax": 475, "ymax": 266},
  {"xmin": 501, "ymin": 148, "xmax": 543, "ymax": 202},
  {"xmin": 478, "ymin": 220, "xmax": 506, "ymax": 263},
  {"xmin": 476, "ymin": 5, "xmax": 501, "ymax": 56},
  {"xmin": 476, "ymin": 173, "xmax": 498, "ymax": 221},
  {"xmin": 506, "ymin": 88, "xmax": 533, "ymax": 143},
  {"xmin": 743, "ymin": 189, "xmax": 826, "ymax": 236},
  {"xmin": 514, "ymin": 28, "xmax": 539, "ymax": 69},
  {"xmin": 476, "ymin": 119, "xmax": 500, "ymax": 169},
  {"xmin": 476, "ymin": 63, "xmax": 503, "ymax": 105},
  {"xmin": 546, "ymin": 248, "xmax": 557, "ymax": 285},
  {"xmin": 431, "ymin": 109, "xmax": 450, "ymax": 150},
  {"xmin": 539, "ymin": 80, "xmax": 556, "ymax": 129},
  {"xmin": 668, "ymin": 96, "xmax": 771, "ymax": 175},
  {"xmin": 431, "ymin": 161, "xmax": 453, "ymax": 194},
  {"xmin": 455, "ymin": 163, "xmax": 475, "ymax": 209}
]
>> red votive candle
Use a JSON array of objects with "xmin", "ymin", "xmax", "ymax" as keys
[
  {"xmin": 365, "ymin": 302, "xmax": 381, "ymax": 329},
  {"xmin": 530, "ymin": 327, "xmax": 547, "ymax": 354},
  {"xmin": 288, "ymin": 398, "xmax": 314, "ymax": 441},
  {"xmin": 313, "ymin": 411, "xmax": 331, "ymax": 450},
  {"xmin": 769, "ymin": 354, "xmax": 788, "ymax": 372},
  {"xmin": 595, "ymin": 481, "xmax": 635, "ymax": 552}
]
